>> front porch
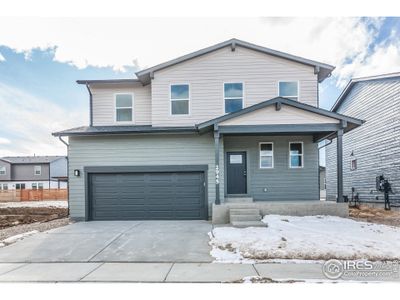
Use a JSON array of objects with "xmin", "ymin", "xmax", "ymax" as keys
[
  {"xmin": 196, "ymin": 97, "xmax": 363, "ymax": 224},
  {"xmin": 212, "ymin": 201, "xmax": 349, "ymax": 224}
]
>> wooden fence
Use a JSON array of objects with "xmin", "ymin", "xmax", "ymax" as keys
[{"xmin": 0, "ymin": 189, "xmax": 68, "ymax": 202}]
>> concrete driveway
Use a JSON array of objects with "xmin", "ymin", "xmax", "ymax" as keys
[{"xmin": 0, "ymin": 221, "xmax": 213, "ymax": 263}]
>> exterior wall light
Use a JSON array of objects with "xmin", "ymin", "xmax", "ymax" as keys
[{"xmin": 74, "ymin": 169, "xmax": 80, "ymax": 177}]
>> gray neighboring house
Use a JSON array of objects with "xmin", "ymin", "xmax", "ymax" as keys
[
  {"xmin": 0, "ymin": 156, "xmax": 68, "ymax": 190},
  {"xmin": 53, "ymin": 38, "xmax": 362, "ymax": 222},
  {"xmin": 326, "ymin": 72, "xmax": 400, "ymax": 205}
]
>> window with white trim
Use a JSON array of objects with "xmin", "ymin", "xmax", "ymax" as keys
[
  {"xmin": 115, "ymin": 94, "xmax": 133, "ymax": 122},
  {"xmin": 259, "ymin": 142, "xmax": 274, "ymax": 168},
  {"xmin": 224, "ymin": 83, "xmax": 243, "ymax": 113},
  {"xmin": 0, "ymin": 166, "xmax": 5, "ymax": 175},
  {"xmin": 32, "ymin": 183, "xmax": 37, "ymax": 190},
  {"xmin": 289, "ymin": 142, "xmax": 303, "ymax": 168},
  {"xmin": 279, "ymin": 81, "xmax": 298, "ymax": 101},
  {"xmin": 16, "ymin": 183, "xmax": 26, "ymax": 190},
  {"xmin": 34, "ymin": 165, "xmax": 41, "ymax": 176},
  {"xmin": 170, "ymin": 84, "xmax": 189, "ymax": 115},
  {"xmin": 0, "ymin": 184, "xmax": 8, "ymax": 191},
  {"xmin": 38, "ymin": 183, "xmax": 44, "ymax": 190}
]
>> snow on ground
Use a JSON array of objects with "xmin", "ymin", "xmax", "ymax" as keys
[
  {"xmin": 210, "ymin": 215, "xmax": 400, "ymax": 263},
  {"xmin": 0, "ymin": 201, "xmax": 68, "ymax": 208},
  {"xmin": 0, "ymin": 230, "xmax": 39, "ymax": 247}
]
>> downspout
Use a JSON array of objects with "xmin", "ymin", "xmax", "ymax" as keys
[
  {"xmin": 58, "ymin": 136, "xmax": 70, "ymax": 217},
  {"xmin": 85, "ymin": 83, "xmax": 93, "ymax": 127}
]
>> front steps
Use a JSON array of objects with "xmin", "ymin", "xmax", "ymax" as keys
[
  {"xmin": 229, "ymin": 207, "xmax": 266, "ymax": 228},
  {"xmin": 225, "ymin": 196, "xmax": 254, "ymax": 203}
]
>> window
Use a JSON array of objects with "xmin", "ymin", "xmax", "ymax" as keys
[
  {"xmin": 115, "ymin": 94, "xmax": 133, "ymax": 122},
  {"xmin": 350, "ymin": 159, "xmax": 357, "ymax": 171},
  {"xmin": 170, "ymin": 84, "xmax": 189, "ymax": 115},
  {"xmin": 16, "ymin": 183, "xmax": 26, "ymax": 190},
  {"xmin": 224, "ymin": 83, "xmax": 243, "ymax": 113},
  {"xmin": 32, "ymin": 183, "xmax": 37, "ymax": 190},
  {"xmin": 34, "ymin": 165, "xmax": 41, "ymax": 175},
  {"xmin": 38, "ymin": 183, "xmax": 44, "ymax": 190},
  {"xmin": 0, "ymin": 184, "xmax": 8, "ymax": 191},
  {"xmin": 0, "ymin": 166, "xmax": 6, "ymax": 175},
  {"xmin": 279, "ymin": 81, "xmax": 298, "ymax": 101},
  {"xmin": 259, "ymin": 142, "xmax": 274, "ymax": 168},
  {"xmin": 289, "ymin": 142, "xmax": 303, "ymax": 168}
]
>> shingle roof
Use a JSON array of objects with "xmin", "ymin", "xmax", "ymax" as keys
[
  {"xmin": 52, "ymin": 125, "xmax": 197, "ymax": 137},
  {"xmin": 0, "ymin": 156, "xmax": 65, "ymax": 164}
]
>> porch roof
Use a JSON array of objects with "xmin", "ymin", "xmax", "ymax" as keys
[{"xmin": 196, "ymin": 97, "xmax": 364, "ymax": 141}]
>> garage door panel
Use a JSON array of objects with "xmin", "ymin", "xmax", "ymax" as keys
[{"xmin": 89, "ymin": 171, "xmax": 206, "ymax": 220}]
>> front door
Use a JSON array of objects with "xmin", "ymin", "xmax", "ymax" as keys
[{"xmin": 226, "ymin": 152, "xmax": 247, "ymax": 194}]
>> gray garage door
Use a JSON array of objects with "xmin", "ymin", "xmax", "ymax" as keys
[{"xmin": 89, "ymin": 171, "xmax": 207, "ymax": 220}]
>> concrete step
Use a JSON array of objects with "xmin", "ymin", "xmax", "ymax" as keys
[
  {"xmin": 231, "ymin": 220, "xmax": 266, "ymax": 228},
  {"xmin": 229, "ymin": 208, "xmax": 260, "ymax": 215},
  {"xmin": 225, "ymin": 197, "xmax": 253, "ymax": 203},
  {"xmin": 230, "ymin": 214, "xmax": 262, "ymax": 222}
]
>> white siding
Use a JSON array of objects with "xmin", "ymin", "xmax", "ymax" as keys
[
  {"xmin": 91, "ymin": 83, "xmax": 151, "ymax": 126},
  {"xmin": 151, "ymin": 46, "xmax": 318, "ymax": 126},
  {"xmin": 220, "ymin": 105, "xmax": 339, "ymax": 126}
]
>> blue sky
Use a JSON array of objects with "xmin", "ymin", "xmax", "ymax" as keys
[{"xmin": 0, "ymin": 17, "xmax": 399, "ymax": 164}]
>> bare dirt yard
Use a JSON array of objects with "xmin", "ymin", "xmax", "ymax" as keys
[
  {"xmin": 349, "ymin": 205, "xmax": 400, "ymax": 227},
  {"xmin": 0, "ymin": 206, "xmax": 68, "ymax": 230}
]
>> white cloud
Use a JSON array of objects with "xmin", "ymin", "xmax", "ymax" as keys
[
  {"xmin": 0, "ymin": 137, "xmax": 11, "ymax": 144},
  {"xmin": 0, "ymin": 82, "xmax": 87, "ymax": 156},
  {"xmin": 0, "ymin": 17, "xmax": 397, "ymax": 85},
  {"xmin": 0, "ymin": 52, "xmax": 5, "ymax": 61}
]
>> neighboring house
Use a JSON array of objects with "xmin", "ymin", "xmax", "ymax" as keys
[
  {"xmin": 0, "ymin": 156, "xmax": 68, "ymax": 190},
  {"xmin": 53, "ymin": 39, "xmax": 362, "ymax": 222},
  {"xmin": 319, "ymin": 166, "xmax": 326, "ymax": 200},
  {"xmin": 326, "ymin": 72, "xmax": 400, "ymax": 205}
]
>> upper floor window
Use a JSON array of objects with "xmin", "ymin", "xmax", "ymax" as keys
[
  {"xmin": 259, "ymin": 142, "xmax": 274, "ymax": 169},
  {"xmin": 115, "ymin": 94, "xmax": 133, "ymax": 122},
  {"xmin": 0, "ymin": 166, "xmax": 5, "ymax": 175},
  {"xmin": 170, "ymin": 84, "xmax": 190, "ymax": 115},
  {"xmin": 224, "ymin": 83, "xmax": 243, "ymax": 113},
  {"xmin": 34, "ymin": 165, "xmax": 41, "ymax": 176},
  {"xmin": 279, "ymin": 81, "xmax": 298, "ymax": 101},
  {"xmin": 289, "ymin": 142, "xmax": 303, "ymax": 168}
]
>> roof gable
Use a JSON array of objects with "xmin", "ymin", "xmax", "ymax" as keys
[
  {"xmin": 197, "ymin": 97, "xmax": 363, "ymax": 130},
  {"xmin": 135, "ymin": 39, "xmax": 335, "ymax": 85},
  {"xmin": 332, "ymin": 72, "xmax": 400, "ymax": 112}
]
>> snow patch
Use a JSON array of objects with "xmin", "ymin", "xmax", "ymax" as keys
[
  {"xmin": 210, "ymin": 215, "xmax": 400, "ymax": 263},
  {"xmin": 0, "ymin": 201, "xmax": 68, "ymax": 208},
  {"xmin": 0, "ymin": 230, "xmax": 39, "ymax": 247}
]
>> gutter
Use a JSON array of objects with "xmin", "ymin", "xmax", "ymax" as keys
[{"xmin": 85, "ymin": 84, "xmax": 93, "ymax": 127}]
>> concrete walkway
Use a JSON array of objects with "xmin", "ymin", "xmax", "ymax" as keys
[
  {"xmin": 1, "ymin": 262, "xmax": 398, "ymax": 282},
  {"xmin": 0, "ymin": 262, "xmax": 322, "ymax": 282}
]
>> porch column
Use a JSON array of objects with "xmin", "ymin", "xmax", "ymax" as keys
[
  {"xmin": 336, "ymin": 127, "xmax": 344, "ymax": 203},
  {"xmin": 214, "ymin": 127, "xmax": 220, "ymax": 205}
]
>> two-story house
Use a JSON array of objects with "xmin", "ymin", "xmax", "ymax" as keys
[
  {"xmin": 53, "ymin": 39, "xmax": 362, "ymax": 223},
  {"xmin": 326, "ymin": 72, "xmax": 400, "ymax": 206},
  {"xmin": 0, "ymin": 156, "xmax": 68, "ymax": 190}
]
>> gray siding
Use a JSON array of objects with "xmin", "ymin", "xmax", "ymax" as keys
[
  {"xmin": 50, "ymin": 157, "xmax": 68, "ymax": 178},
  {"xmin": 0, "ymin": 160, "xmax": 11, "ymax": 181},
  {"xmin": 224, "ymin": 135, "xmax": 319, "ymax": 201},
  {"xmin": 151, "ymin": 46, "xmax": 318, "ymax": 127},
  {"xmin": 68, "ymin": 134, "xmax": 224, "ymax": 219},
  {"xmin": 11, "ymin": 163, "xmax": 50, "ymax": 181},
  {"xmin": 326, "ymin": 78, "xmax": 400, "ymax": 202}
]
